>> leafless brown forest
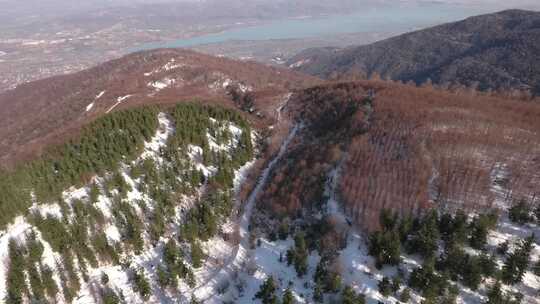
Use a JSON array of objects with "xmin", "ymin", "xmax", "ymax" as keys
[{"xmin": 259, "ymin": 81, "xmax": 540, "ymax": 230}]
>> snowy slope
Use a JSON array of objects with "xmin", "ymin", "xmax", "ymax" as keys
[{"xmin": 0, "ymin": 110, "xmax": 256, "ymax": 304}]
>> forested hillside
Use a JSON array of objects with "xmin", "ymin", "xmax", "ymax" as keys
[
  {"xmin": 248, "ymin": 80, "xmax": 540, "ymax": 304},
  {"xmin": 256, "ymin": 80, "xmax": 540, "ymax": 230},
  {"xmin": 0, "ymin": 103, "xmax": 255, "ymax": 303},
  {"xmin": 339, "ymin": 81, "xmax": 540, "ymax": 229},
  {"xmin": 0, "ymin": 47, "xmax": 538, "ymax": 304},
  {"xmin": 0, "ymin": 48, "xmax": 318, "ymax": 167},
  {"xmin": 288, "ymin": 9, "xmax": 540, "ymax": 96}
]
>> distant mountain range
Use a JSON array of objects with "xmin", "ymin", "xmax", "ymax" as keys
[{"xmin": 288, "ymin": 9, "xmax": 540, "ymax": 95}]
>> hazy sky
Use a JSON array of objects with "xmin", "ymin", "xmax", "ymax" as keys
[{"xmin": 0, "ymin": 0, "xmax": 538, "ymax": 22}]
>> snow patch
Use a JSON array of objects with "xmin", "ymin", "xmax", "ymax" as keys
[
  {"xmin": 233, "ymin": 160, "xmax": 256, "ymax": 195},
  {"xmin": 490, "ymin": 162, "xmax": 511, "ymax": 208},
  {"xmin": 140, "ymin": 112, "xmax": 174, "ymax": 164},
  {"xmin": 95, "ymin": 90, "xmax": 106, "ymax": 100},
  {"xmin": 289, "ymin": 59, "xmax": 311, "ymax": 69},
  {"xmin": 106, "ymin": 95, "xmax": 132, "ymax": 114},
  {"xmin": 187, "ymin": 145, "xmax": 217, "ymax": 177},
  {"xmin": 144, "ymin": 58, "xmax": 185, "ymax": 76},
  {"xmin": 235, "ymin": 238, "xmax": 321, "ymax": 304},
  {"xmin": 86, "ymin": 102, "xmax": 95, "ymax": 112},
  {"xmin": 148, "ymin": 77, "xmax": 176, "ymax": 92},
  {"xmin": 29, "ymin": 202, "xmax": 63, "ymax": 219}
]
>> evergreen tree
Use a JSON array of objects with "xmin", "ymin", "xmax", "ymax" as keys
[
  {"xmin": 287, "ymin": 233, "xmax": 309, "ymax": 277},
  {"xmin": 191, "ymin": 241, "xmax": 204, "ymax": 269},
  {"xmin": 497, "ymin": 241, "xmax": 510, "ymax": 256},
  {"xmin": 378, "ymin": 277, "xmax": 393, "ymax": 297},
  {"xmin": 282, "ymin": 288, "xmax": 295, "ymax": 304},
  {"xmin": 328, "ymin": 273, "xmax": 342, "ymax": 293},
  {"xmin": 439, "ymin": 210, "xmax": 468, "ymax": 245},
  {"xmin": 255, "ymin": 277, "xmax": 279, "ymax": 304},
  {"xmin": 409, "ymin": 257, "xmax": 449, "ymax": 302},
  {"xmin": 400, "ymin": 288, "xmax": 411, "ymax": 303},
  {"xmin": 313, "ymin": 283, "xmax": 323, "ymax": 303},
  {"xmin": 502, "ymin": 234, "xmax": 534, "ymax": 285},
  {"xmin": 102, "ymin": 288, "xmax": 120, "ymax": 304},
  {"xmin": 486, "ymin": 281, "xmax": 523, "ymax": 304},
  {"xmin": 508, "ymin": 199, "xmax": 533, "ymax": 225},
  {"xmin": 132, "ymin": 269, "xmax": 151, "ymax": 300},
  {"xmin": 89, "ymin": 182, "xmax": 100, "ymax": 203},
  {"xmin": 278, "ymin": 220, "xmax": 290, "ymax": 240},
  {"xmin": 368, "ymin": 229, "xmax": 401, "ymax": 269},
  {"xmin": 469, "ymin": 212, "xmax": 498, "ymax": 250},
  {"xmin": 462, "ymin": 255, "xmax": 483, "ymax": 290},
  {"xmin": 408, "ymin": 210, "xmax": 439, "ymax": 258},
  {"xmin": 342, "ymin": 286, "xmax": 366, "ymax": 304},
  {"xmin": 40, "ymin": 265, "xmax": 58, "ymax": 299},
  {"xmin": 398, "ymin": 214, "xmax": 415, "ymax": 243},
  {"xmin": 478, "ymin": 254, "xmax": 498, "ymax": 278},
  {"xmin": 379, "ymin": 209, "xmax": 399, "ymax": 231},
  {"xmin": 5, "ymin": 239, "xmax": 26, "ymax": 304},
  {"xmin": 486, "ymin": 281, "xmax": 504, "ymax": 304}
]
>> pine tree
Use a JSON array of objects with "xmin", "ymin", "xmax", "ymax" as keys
[
  {"xmin": 368, "ymin": 229, "xmax": 401, "ymax": 269},
  {"xmin": 132, "ymin": 269, "xmax": 151, "ymax": 300},
  {"xmin": 462, "ymin": 255, "xmax": 483, "ymax": 290},
  {"xmin": 282, "ymin": 288, "xmax": 295, "ymax": 304},
  {"xmin": 508, "ymin": 199, "xmax": 532, "ymax": 225},
  {"xmin": 5, "ymin": 239, "xmax": 26, "ymax": 304},
  {"xmin": 89, "ymin": 182, "xmax": 100, "ymax": 203},
  {"xmin": 40, "ymin": 265, "xmax": 58, "ymax": 299},
  {"xmin": 486, "ymin": 281, "xmax": 504, "ymax": 304},
  {"xmin": 497, "ymin": 241, "xmax": 509, "ymax": 256},
  {"xmin": 380, "ymin": 209, "xmax": 399, "ymax": 231},
  {"xmin": 409, "ymin": 257, "xmax": 449, "ymax": 301},
  {"xmin": 378, "ymin": 277, "xmax": 393, "ymax": 297},
  {"xmin": 255, "ymin": 277, "xmax": 279, "ymax": 304},
  {"xmin": 102, "ymin": 288, "xmax": 120, "ymax": 304},
  {"xmin": 408, "ymin": 210, "xmax": 439, "ymax": 258},
  {"xmin": 469, "ymin": 214, "xmax": 492, "ymax": 250},
  {"xmin": 191, "ymin": 241, "xmax": 204, "ymax": 269},
  {"xmin": 287, "ymin": 233, "xmax": 309, "ymax": 277},
  {"xmin": 485, "ymin": 281, "xmax": 522, "ymax": 304},
  {"xmin": 342, "ymin": 286, "xmax": 366, "ymax": 304},
  {"xmin": 328, "ymin": 273, "xmax": 342, "ymax": 293},
  {"xmin": 400, "ymin": 288, "xmax": 411, "ymax": 303},
  {"xmin": 278, "ymin": 220, "xmax": 290, "ymax": 240},
  {"xmin": 502, "ymin": 234, "xmax": 534, "ymax": 285},
  {"xmin": 478, "ymin": 254, "xmax": 498, "ymax": 278}
]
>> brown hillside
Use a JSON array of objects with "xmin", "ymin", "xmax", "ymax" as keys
[
  {"xmin": 0, "ymin": 49, "xmax": 320, "ymax": 167},
  {"xmin": 257, "ymin": 81, "xmax": 540, "ymax": 230}
]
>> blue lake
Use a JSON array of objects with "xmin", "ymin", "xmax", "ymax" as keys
[{"xmin": 133, "ymin": 3, "xmax": 489, "ymax": 51}]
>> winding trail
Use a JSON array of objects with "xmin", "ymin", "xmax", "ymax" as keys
[{"xmin": 193, "ymin": 124, "xmax": 300, "ymax": 302}]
